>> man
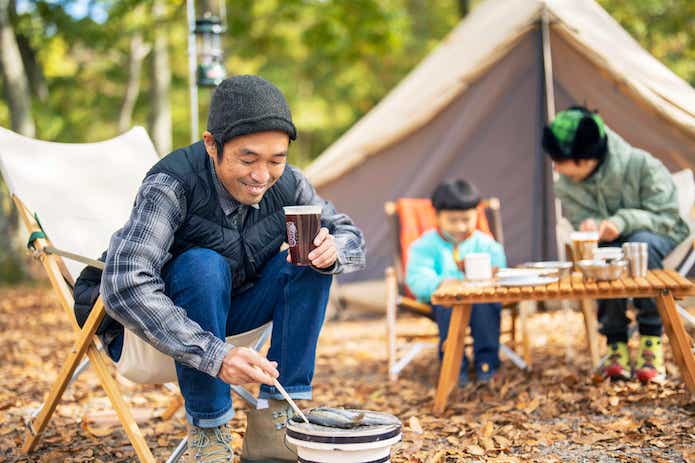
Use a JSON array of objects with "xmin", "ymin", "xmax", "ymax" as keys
[
  {"xmin": 97, "ymin": 75, "xmax": 365, "ymax": 462},
  {"xmin": 542, "ymin": 106, "xmax": 689, "ymax": 384}
]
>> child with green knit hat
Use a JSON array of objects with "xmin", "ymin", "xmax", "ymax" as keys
[{"xmin": 543, "ymin": 106, "xmax": 690, "ymax": 384}]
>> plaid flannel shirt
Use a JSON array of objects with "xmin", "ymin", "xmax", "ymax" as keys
[{"xmin": 100, "ymin": 164, "xmax": 365, "ymax": 377}]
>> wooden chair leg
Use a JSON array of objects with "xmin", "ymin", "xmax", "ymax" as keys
[
  {"xmin": 89, "ymin": 345, "xmax": 156, "ymax": 462},
  {"xmin": 655, "ymin": 290, "xmax": 695, "ymax": 391},
  {"xmin": 510, "ymin": 306, "xmax": 518, "ymax": 349},
  {"xmin": 22, "ymin": 300, "xmax": 106, "ymax": 454},
  {"xmin": 21, "ymin": 298, "xmax": 155, "ymax": 462},
  {"xmin": 22, "ymin": 303, "xmax": 106, "ymax": 454},
  {"xmin": 519, "ymin": 301, "xmax": 532, "ymax": 369},
  {"xmin": 385, "ymin": 267, "xmax": 399, "ymax": 381},
  {"xmin": 434, "ymin": 304, "xmax": 471, "ymax": 415},
  {"xmin": 581, "ymin": 299, "xmax": 601, "ymax": 369}
]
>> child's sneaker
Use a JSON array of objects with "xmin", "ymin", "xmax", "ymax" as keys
[
  {"xmin": 600, "ymin": 342, "xmax": 631, "ymax": 381},
  {"xmin": 634, "ymin": 335, "xmax": 666, "ymax": 383},
  {"xmin": 476, "ymin": 361, "xmax": 499, "ymax": 383}
]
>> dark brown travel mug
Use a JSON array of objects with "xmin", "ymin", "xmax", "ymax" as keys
[{"xmin": 283, "ymin": 205, "xmax": 322, "ymax": 265}]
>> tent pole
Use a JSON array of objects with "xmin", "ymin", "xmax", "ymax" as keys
[
  {"xmin": 541, "ymin": 8, "xmax": 556, "ymax": 120},
  {"xmin": 543, "ymin": 6, "xmax": 575, "ymax": 363},
  {"xmin": 541, "ymin": 6, "xmax": 565, "ymax": 261},
  {"xmin": 187, "ymin": 0, "xmax": 199, "ymax": 143}
]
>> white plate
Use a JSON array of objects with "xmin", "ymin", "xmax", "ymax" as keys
[
  {"xmin": 496, "ymin": 276, "xmax": 559, "ymax": 287},
  {"xmin": 496, "ymin": 268, "xmax": 556, "ymax": 279}
]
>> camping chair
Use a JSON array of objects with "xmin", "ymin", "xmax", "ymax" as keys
[
  {"xmin": 384, "ymin": 198, "xmax": 532, "ymax": 381},
  {"xmin": 0, "ymin": 126, "xmax": 273, "ymax": 462}
]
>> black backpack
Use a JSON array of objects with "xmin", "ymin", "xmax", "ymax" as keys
[{"xmin": 73, "ymin": 251, "xmax": 123, "ymax": 346}]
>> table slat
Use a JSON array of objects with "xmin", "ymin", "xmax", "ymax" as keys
[
  {"xmin": 634, "ymin": 276, "xmax": 651, "ymax": 290},
  {"xmin": 597, "ymin": 281, "xmax": 611, "ymax": 293},
  {"xmin": 620, "ymin": 275, "xmax": 637, "ymax": 291},
  {"xmin": 507, "ymin": 287, "xmax": 521, "ymax": 299},
  {"xmin": 545, "ymin": 279, "xmax": 559, "ymax": 296},
  {"xmin": 651, "ymin": 269, "xmax": 680, "ymax": 290},
  {"xmin": 583, "ymin": 279, "xmax": 599, "ymax": 296},
  {"xmin": 609, "ymin": 277, "xmax": 624, "ymax": 292},
  {"xmin": 494, "ymin": 286, "xmax": 509, "ymax": 298},
  {"xmin": 531, "ymin": 284, "xmax": 547, "ymax": 296},
  {"xmin": 570, "ymin": 275, "xmax": 586, "ymax": 295},
  {"xmin": 662, "ymin": 269, "xmax": 693, "ymax": 290},
  {"xmin": 645, "ymin": 272, "xmax": 666, "ymax": 290},
  {"xmin": 559, "ymin": 277, "xmax": 573, "ymax": 296}
]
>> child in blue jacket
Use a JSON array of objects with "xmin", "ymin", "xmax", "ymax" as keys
[{"xmin": 406, "ymin": 179, "xmax": 506, "ymax": 384}]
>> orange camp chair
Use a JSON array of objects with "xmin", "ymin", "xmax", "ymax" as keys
[{"xmin": 384, "ymin": 198, "xmax": 532, "ymax": 381}]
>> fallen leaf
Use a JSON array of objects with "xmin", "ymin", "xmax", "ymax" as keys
[
  {"xmin": 480, "ymin": 436, "xmax": 496, "ymax": 451},
  {"xmin": 425, "ymin": 450, "xmax": 445, "ymax": 463},
  {"xmin": 466, "ymin": 444, "xmax": 486, "ymax": 456},
  {"xmin": 408, "ymin": 416, "xmax": 423, "ymax": 434},
  {"xmin": 524, "ymin": 398, "xmax": 540, "ymax": 414},
  {"xmin": 80, "ymin": 421, "xmax": 116, "ymax": 437},
  {"xmin": 480, "ymin": 420, "xmax": 494, "ymax": 438}
]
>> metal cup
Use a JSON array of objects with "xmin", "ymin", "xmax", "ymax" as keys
[{"xmin": 622, "ymin": 242, "xmax": 648, "ymax": 278}]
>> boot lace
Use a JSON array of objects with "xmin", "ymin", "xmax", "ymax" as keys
[{"xmin": 190, "ymin": 423, "xmax": 234, "ymax": 463}]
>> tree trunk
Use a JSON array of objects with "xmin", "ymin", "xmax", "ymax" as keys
[
  {"xmin": 17, "ymin": 33, "xmax": 48, "ymax": 102},
  {"xmin": 119, "ymin": 32, "xmax": 150, "ymax": 132},
  {"xmin": 0, "ymin": 0, "xmax": 35, "ymax": 136},
  {"xmin": 0, "ymin": 0, "xmax": 30, "ymax": 282},
  {"xmin": 148, "ymin": 0, "xmax": 171, "ymax": 155},
  {"xmin": 458, "ymin": 0, "xmax": 470, "ymax": 17}
]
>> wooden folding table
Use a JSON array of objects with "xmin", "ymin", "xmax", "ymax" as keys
[{"xmin": 431, "ymin": 269, "xmax": 695, "ymax": 414}]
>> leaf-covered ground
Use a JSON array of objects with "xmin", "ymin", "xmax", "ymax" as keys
[{"xmin": 0, "ymin": 287, "xmax": 693, "ymax": 462}]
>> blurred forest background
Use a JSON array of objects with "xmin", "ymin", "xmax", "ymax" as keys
[{"xmin": 0, "ymin": 0, "xmax": 693, "ymax": 281}]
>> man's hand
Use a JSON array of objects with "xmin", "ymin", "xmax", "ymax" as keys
[
  {"xmin": 287, "ymin": 227, "xmax": 337, "ymax": 269},
  {"xmin": 580, "ymin": 219, "xmax": 598, "ymax": 232},
  {"xmin": 598, "ymin": 220, "xmax": 620, "ymax": 242},
  {"xmin": 218, "ymin": 346, "xmax": 279, "ymax": 386}
]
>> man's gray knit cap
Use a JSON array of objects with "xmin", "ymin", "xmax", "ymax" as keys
[{"xmin": 207, "ymin": 75, "xmax": 297, "ymax": 143}]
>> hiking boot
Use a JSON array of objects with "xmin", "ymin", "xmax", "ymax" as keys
[
  {"xmin": 240, "ymin": 399, "xmax": 298, "ymax": 463},
  {"xmin": 600, "ymin": 342, "xmax": 631, "ymax": 381},
  {"xmin": 185, "ymin": 423, "xmax": 234, "ymax": 463},
  {"xmin": 634, "ymin": 335, "xmax": 666, "ymax": 383}
]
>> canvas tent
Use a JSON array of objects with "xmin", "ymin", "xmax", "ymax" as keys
[{"xmin": 306, "ymin": 0, "xmax": 695, "ymax": 287}]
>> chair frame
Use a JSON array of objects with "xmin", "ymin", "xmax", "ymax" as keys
[
  {"xmin": 15, "ymin": 196, "xmax": 157, "ymax": 461},
  {"xmin": 15, "ymin": 195, "xmax": 271, "ymax": 462},
  {"xmin": 384, "ymin": 198, "xmax": 532, "ymax": 381}
]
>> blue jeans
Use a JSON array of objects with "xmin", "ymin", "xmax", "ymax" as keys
[
  {"xmin": 108, "ymin": 248, "xmax": 332, "ymax": 427},
  {"xmin": 598, "ymin": 231, "xmax": 676, "ymax": 344},
  {"xmin": 431, "ymin": 303, "xmax": 501, "ymax": 376}
]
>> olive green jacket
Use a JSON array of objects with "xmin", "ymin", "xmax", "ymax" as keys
[{"xmin": 554, "ymin": 128, "xmax": 690, "ymax": 245}]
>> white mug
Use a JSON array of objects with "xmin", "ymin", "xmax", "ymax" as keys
[{"xmin": 464, "ymin": 253, "xmax": 492, "ymax": 280}]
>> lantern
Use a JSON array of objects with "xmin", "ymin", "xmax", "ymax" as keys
[{"xmin": 195, "ymin": 11, "xmax": 226, "ymax": 87}]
